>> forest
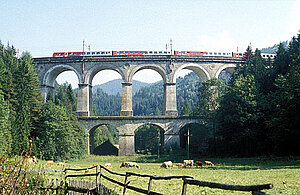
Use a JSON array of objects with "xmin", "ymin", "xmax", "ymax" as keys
[{"xmin": 0, "ymin": 32, "xmax": 299, "ymax": 159}]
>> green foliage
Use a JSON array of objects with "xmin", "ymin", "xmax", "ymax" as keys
[
  {"xmin": 35, "ymin": 101, "xmax": 87, "ymax": 161},
  {"xmin": 181, "ymin": 99, "xmax": 192, "ymax": 115},
  {"xmin": 135, "ymin": 125, "xmax": 164, "ymax": 155},
  {"xmin": 93, "ymin": 88, "xmax": 121, "ymax": 116},
  {"xmin": 217, "ymin": 74, "xmax": 260, "ymax": 156},
  {"xmin": 55, "ymin": 82, "xmax": 77, "ymax": 113},
  {"xmin": 0, "ymin": 93, "xmax": 11, "ymax": 155},
  {"xmin": 213, "ymin": 32, "xmax": 300, "ymax": 157},
  {"xmin": 93, "ymin": 125, "xmax": 119, "ymax": 148}
]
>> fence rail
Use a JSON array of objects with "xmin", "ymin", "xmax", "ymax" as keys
[
  {"xmin": 22, "ymin": 164, "xmax": 274, "ymax": 195},
  {"xmin": 182, "ymin": 178, "xmax": 273, "ymax": 195}
]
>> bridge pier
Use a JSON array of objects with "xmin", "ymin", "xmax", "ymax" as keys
[
  {"xmin": 163, "ymin": 83, "xmax": 178, "ymax": 116},
  {"xmin": 118, "ymin": 124, "xmax": 135, "ymax": 156},
  {"xmin": 40, "ymin": 85, "xmax": 55, "ymax": 102},
  {"xmin": 121, "ymin": 82, "xmax": 133, "ymax": 116},
  {"xmin": 77, "ymin": 83, "xmax": 92, "ymax": 117}
]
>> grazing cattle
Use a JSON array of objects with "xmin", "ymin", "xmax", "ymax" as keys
[
  {"xmin": 183, "ymin": 160, "xmax": 194, "ymax": 167},
  {"xmin": 104, "ymin": 163, "xmax": 112, "ymax": 168},
  {"xmin": 26, "ymin": 156, "xmax": 38, "ymax": 164},
  {"xmin": 46, "ymin": 160, "xmax": 54, "ymax": 165},
  {"xmin": 57, "ymin": 162, "xmax": 65, "ymax": 166},
  {"xmin": 92, "ymin": 163, "xmax": 99, "ymax": 167},
  {"xmin": 175, "ymin": 163, "xmax": 184, "ymax": 167},
  {"xmin": 204, "ymin": 161, "xmax": 214, "ymax": 166},
  {"xmin": 195, "ymin": 161, "xmax": 203, "ymax": 167},
  {"xmin": 120, "ymin": 162, "xmax": 140, "ymax": 168},
  {"xmin": 160, "ymin": 161, "xmax": 173, "ymax": 168}
]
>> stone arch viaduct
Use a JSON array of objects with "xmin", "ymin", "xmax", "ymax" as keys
[{"xmin": 34, "ymin": 55, "xmax": 241, "ymax": 155}]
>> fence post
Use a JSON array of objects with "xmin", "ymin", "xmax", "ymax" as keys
[
  {"xmin": 181, "ymin": 179, "xmax": 187, "ymax": 195},
  {"xmin": 96, "ymin": 165, "xmax": 98, "ymax": 191},
  {"xmin": 147, "ymin": 178, "xmax": 153, "ymax": 194},
  {"xmin": 123, "ymin": 173, "xmax": 129, "ymax": 195},
  {"xmin": 64, "ymin": 169, "xmax": 68, "ymax": 195}
]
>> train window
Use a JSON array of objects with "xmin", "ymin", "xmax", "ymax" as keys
[
  {"xmin": 164, "ymin": 51, "xmax": 167, "ymax": 54},
  {"xmin": 130, "ymin": 52, "xmax": 133, "ymax": 54},
  {"xmin": 214, "ymin": 52, "xmax": 217, "ymax": 55},
  {"xmin": 87, "ymin": 52, "xmax": 90, "ymax": 55},
  {"xmin": 159, "ymin": 51, "xmax": 162, "ymax": 54},
  {"xmin": 218, "ymin": 53, "xmax": 221, "ymax": 55},
  {"xmin": 145, "ymin": 52, "xmax": 148, "ymax": 54},
  {"xmin": 96, "ymin": 52, "xmax": 100, "ymax": 54},
  {"xmin": 154, "ymin": 51, "xmax": 157, "ymax": 54},
  {"xmin": 191, "ymin": 52, "xmax": 194, "ymax": 54},
  {"xmin": 209, "ymin": 52, "xmax": 212, "ymax": 55},
  {"xmin": 149, "ymin": 51, "xmax": 153, "ymax": 54},
  {"xmin": 101, "ymin": 52, "xmax": 104, "ymax": 54},
  {"xmin": 182, "ymin": 52, "xmax": 185, "ymax": 54},
  {"xmin": 135, "ymin": 52, "xmax": 138, "ymax": 54},
  {"xmin": 92, "ymin": 52, "xmax": 95, "ymax": 55},
  {"xmin": 223, "ymin": 53, "xmax": 226, "ymax": 55},
  {"xmin": 61, "ymin": 53, "xmax": 64, "ymax": 55}
]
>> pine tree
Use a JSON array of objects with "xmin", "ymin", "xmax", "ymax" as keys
[
  {"xmin": 181, "ymin": 99, "xmax": 192, "ymax": 116},
  {"xmin": 0, "ymin": 93, "xmax": 11, "ymax": 155},
  {"xmin": 11, "ymin": 52, "xmax": 42, "ymax": 154}
]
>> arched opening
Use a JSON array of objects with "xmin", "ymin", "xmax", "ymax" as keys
[
  {"xmin": 89, "ymin": 124, "xmax": 119, "ymax": 155},
  {"xmin": 134, "ymin": 124, "xmax": 164, "ymax": 156},
  {"xmin": 175, "ymin": 69, "xmax": 201, "ymax": 116},
  {"xmin": 56, "ymin": 71, "xmax": 79, "ymax": 89},
  {"xmin": 54, "ymin": 70, "xmax": 79, "ymax": 113},
  {"xmin": 91, "ymin": 70, "xmax": 122, "ymax": 116},
  {"xmin": 218, "ymin": 70, "xmax": 232, "ymax": 84},
  {"xmin": 132, "ymin": 69, "xmax": 164, "ymax": 116},
  {"xmin": 179, "ymin": 123, "xmax": 212, "ymax": 157}
]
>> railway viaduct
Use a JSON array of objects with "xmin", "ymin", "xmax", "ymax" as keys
[{"xmin": 33, "ymin": 55, "xmax": 242, "ymax": 155}]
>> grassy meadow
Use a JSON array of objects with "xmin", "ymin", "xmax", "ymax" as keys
[{"xmin": 33, "ymin": 155, "xmax": 300, "ymax": 194}]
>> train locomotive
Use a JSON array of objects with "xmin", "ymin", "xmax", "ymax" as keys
[{"xmin": 52, "ymin": 50, "xmax": 275, "ymax": 59}]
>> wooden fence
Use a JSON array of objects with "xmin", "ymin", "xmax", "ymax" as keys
[{"xmin": 22, "ymin": 165, "xmax": 274, "ymax": 194}]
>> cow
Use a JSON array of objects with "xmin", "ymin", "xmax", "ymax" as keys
[
  {"xmin": 183, "ymin": 160, "xmax": 194, "ymax": 167},
  {"xmin": 26, "ymin": 156, "xmax": 38, "ymax": 164},
  {"xmin": 204, "ymin": 161, "xmax": 214, "ymax": 166},
  {"xmin": 195, "ymin": 161, "xmax": 203, "ymax": 167},
  {"xmin": 120, "ymin": 162, "xmax": 140, "ymax": 168},
  {"xmin": 175, "ymin": 163, "xmax": 184, "ymax": 167},
  {"xmin": 160, "ymin": 161, "xmax": 173, "ymax": 168},
  {"xmin": 92, "ymin": 163, "xmax": 99, "ymax": 167},
  {"xmin": 104, "ymin": 163, "xmax": 112, "ymax": 168},
  {"xmin": 57, "ymin": 162, "xmax": 65, "ymax": 166},
  {"xmin": 46, "ymin": 160, "xmax": 54, "ymax": 165}
]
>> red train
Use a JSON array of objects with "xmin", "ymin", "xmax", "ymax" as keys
[{"xmin": 52, "ymin": 50, "xmax": 275, "ymax": 59}]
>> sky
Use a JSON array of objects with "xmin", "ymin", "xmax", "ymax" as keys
[{"xmin": 1, "ymin": 0, "xmax": 300, "ymax": 87}]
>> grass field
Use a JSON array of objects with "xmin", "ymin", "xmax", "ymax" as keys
[{"xmin": 37, "ymin": 155, "xmax": 300, "ymax": 194}]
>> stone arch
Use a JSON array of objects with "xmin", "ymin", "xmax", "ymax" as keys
[
  {"xmin": 88, "ymin": 123, "xmax": 119, "ymax": 155},
  {"xmin": 128, "ymin": 65, "xmax": 167, "ymax": 83},
  {"xmin": 85, "ymin": 65, "xmax": 126, "ymax": 85},
  {"xmin": 172, "ymin": 63, "xmax": 210, "ymax": 83},
  {"xmin": 215, "ymin": 63, "xmax": 236, "ymax": 79},
  {"xmin": 179, "ymin": 122, "xmax": 211, "ymax": 156},
  {"xmin": 42, "ymin": 64, "xmax": 82, "ymax": 87},
  {"xmin": 134, "ymin": 123, "xmax": 165, "ymax": 154}
]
